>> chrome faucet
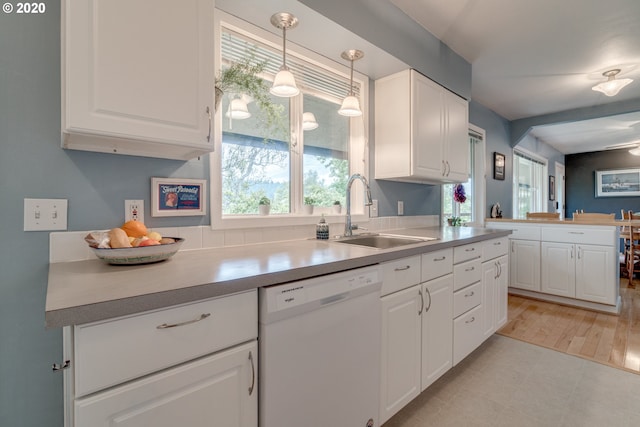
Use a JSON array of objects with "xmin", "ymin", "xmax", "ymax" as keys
[{"xmin": 344, "ymin": 173, "xmax": 373, "ymax": 237}]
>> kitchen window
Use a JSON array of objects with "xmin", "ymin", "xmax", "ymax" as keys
[
  {"xmin": 442, "ymin": 126, "xmax": 486, "ymax": 226},
  {"xmin": 211, "ymin": 13, "xmax": 368, "ymax": 229},
  {"xmin": 512, "ymin": 149, "xmax": 548, "ymax": 219}
]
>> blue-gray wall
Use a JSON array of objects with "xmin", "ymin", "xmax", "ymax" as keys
[{"xmin": 566, "ymin": 149, "xmax": 640, "ymax": 216}]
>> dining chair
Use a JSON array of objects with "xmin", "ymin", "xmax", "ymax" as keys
[
  {"xmin": 572, "ymin": 212, "xmax": 615, "ymax": 221},
  {"xmin": 624, "ymin": 211, "xmax": 640, "ymax": 283},
  {"xmin": 526, "ymin": 212, "xmax": 560, "ymax": 219}
]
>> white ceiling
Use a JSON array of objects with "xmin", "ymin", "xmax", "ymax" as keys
[{"xmin": 389, "ymin": 0, "xmax": 640, "ymax": 154}]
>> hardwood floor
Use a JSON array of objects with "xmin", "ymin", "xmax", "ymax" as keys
[{"xmin": 497, "ymin": 277, "xmax": 640, "ymax": 374}]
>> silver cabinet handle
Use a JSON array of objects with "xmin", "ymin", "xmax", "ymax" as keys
[
  {"xmin": 493, "ymin": 241, "xmax": 502, "ymax": 245},
  {"xmin": 248, "ymin": 351, "xmax": 255, "ymax": 396},
  {"xmin": 465, "ymin": 266, "xmax": 475, "ymax": 272},
  {"xmin": 465, "ymin": 316, "xmax": 475, "ymax": 324},
  {"xmin": 433, "ymin": 256, "xmax": 446, "ymax": 261},
  {"xmin": 442, "ymin": 160, "xmax": 446, "ymax": 176},
  {"xmin": 425, "ymin": 287, "xmax": 432, "ymax": 313},
  {"xmin": 464, "ymin": 291, "xmax": 475, "ymax": 297},
  {"xmin": 577, "ymin": 246, "xmax": 582, "ymax": 259},
  {"xmin": 52, "ymin": 360, "xmax": 71, "ymax": 372},
  {"xmin": 395, "ymin": 265, "xmax": 411, "ymax": 271},
  {"xmin": 157, "ymin": 313, "xmax": 211, "ymax": 329},
  {"xmin": 206, "ymin": 106, "xmax": 212, "ymax": 142},
  {"xmin": 418, "ymin": 289, "xmax": 424, "ymax": 315},
  {"xmin": 570, "ymin": 247, "xmax": 574, "ymax": 259},
  {"xmin": 465, "ymin": 247, "xmax": 476, "ymax": 252},
  {"xmin": 569, "ymin": 231, "xmax": 584, "ymax": 235}
]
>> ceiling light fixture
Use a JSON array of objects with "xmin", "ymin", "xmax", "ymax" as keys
[
  {"xmin": 270, "ymin": 12, "xmax": 299, "ymax": 98},
  {"xmin": 338, "ymin": 49, "xmax": 364, "ymax": 117},
  {"xmin": 629, "ymin": 145, "xmax": 640, "ymax": 156},
  {"xmin": 225, "ymin": 97, "xmax": 251, "ymax": 120},
  {"xmin": 592, "ymin": 69, "xmax": 633, "ymax": 97},
  {"xmin": 302, "ymin": 112, "xmax": 319, "ymax": 130}
]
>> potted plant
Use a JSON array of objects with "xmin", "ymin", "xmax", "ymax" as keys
[
  {"xmin": 214, "ymin": 55, "xmax": 286, "ymax": 139},
  {"xmin": 332, "ymin": 200, "xmax": 342, "ymax": 214},
  {"xmin": 447, "ymin": 216, "xmax": 463, "ymax": 226},
  {"xmin": 258, "ymin": 196, "xmax": 271, "ymax": 216},
  {"xmin": 303, "ymin": 196, "xmax": 316, "ymax": 215}
]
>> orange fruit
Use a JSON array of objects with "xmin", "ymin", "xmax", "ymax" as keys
[{"xmin": 121, "ymin": 220, "xmax": 148, "ymax": 238}]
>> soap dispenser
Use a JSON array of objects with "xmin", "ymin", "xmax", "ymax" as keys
[{"xmin": 316, "ymin": 215, "xmax": 329, "ymax": 240}]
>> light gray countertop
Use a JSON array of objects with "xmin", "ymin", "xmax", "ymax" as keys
[{"xmin": 45, "ymin": 226, "xmax": 511, "ymax": 328}]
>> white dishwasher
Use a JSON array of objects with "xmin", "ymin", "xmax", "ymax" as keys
[{"xmin": 259, "ymin": 265, "xmax": 382, "ymax": 427}]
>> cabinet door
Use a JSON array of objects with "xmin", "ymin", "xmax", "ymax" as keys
[
  {"xmin": 453, "ymin": 304, "xmax": 483, "ymax": 365},
  {"xmin": 575, "ymin": 244, "xmax": 616, "ymax": 304},
  {"xmin": 541, "ymin": 242, "xmax": 576, "ymax": 297},
  {"xmin": 380, "ymin": 285, "xmax": 422, "ymax": 424},
  {"xmin": 495, "ymin": 255, "xmax": 509, "ymax": 330},
  {"xmin": 481, "ymin": 260, "xmax": 496, "ymax": 340},
  {"xmin": 63, "ymin": 0, "xmax": 214, "ymax": 159},
  {"xmin": 443, "ymin": 92, "xmax": 469, "ymax": 182},
  {"xmin": 75, "ymin": 341, "xmax": 257, "ymax": 427},
  {"xmin": 421, "ymin": 275, "xmax": 453, "ymax": 391},
  {"xmin": 510, "ymin": 240, "xmax": 541, "ymax": 291},
  {"xmin": 413, "ymin": 72, "xmax": 445, "ymax": 179}
]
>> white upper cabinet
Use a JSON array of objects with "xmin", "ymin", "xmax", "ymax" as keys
[
  {"xmin": 62, "ymin": 0, "xmax": 215, "ymax": 160},
  {"xmin": 375, "ymin": 69, "xmax": 469, "ymax": 183}
]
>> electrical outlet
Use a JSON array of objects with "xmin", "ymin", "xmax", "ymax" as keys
[
  {"xmin": 24, "ymin": 198, "xmax": 68, "ymax": 231},
  {"xmin": 398, "ymin": 200, "xmax": 404, "ymax": 216},
  {"xmin": 370, "ymin": 199, "xmax": 379, "ymax": 218},
  {"xmin": 125, "ymin": 200, "xmax": 144, "ymax": 223}
]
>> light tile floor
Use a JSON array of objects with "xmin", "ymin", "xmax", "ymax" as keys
[{"xmin": 385, "ymin": 335, "xmax": 640, "ymax": 427}]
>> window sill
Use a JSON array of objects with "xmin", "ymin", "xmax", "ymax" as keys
[{"xmin": 211, "ymin": 212, "xmax": 369, "ymax": 230}]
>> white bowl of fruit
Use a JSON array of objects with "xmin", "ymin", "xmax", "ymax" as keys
[{"xmin": 85, "ymin": 221, "xmax": 184, "ymax": 265}]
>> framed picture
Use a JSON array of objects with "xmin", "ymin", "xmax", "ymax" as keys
[
  {"xmin": 493, "ymin": 152, "xmax": 505, "ymax": 180},
  {"xmin": 151, "ymin": 177, "xmax": 206, "ymax": 217},
  {"xmin": 595, "ymin": 169, "xmax": 640, "ymax": 198},
  {"xmin": 549, "ymin": 175, "xmax": 556, "ymax": 201}
]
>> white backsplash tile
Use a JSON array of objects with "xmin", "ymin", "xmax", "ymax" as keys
[{"xmin": 49, "ymin": 215, "xmax": 441, "ymax": 262}]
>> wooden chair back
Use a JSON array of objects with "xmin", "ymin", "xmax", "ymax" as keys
[
  {"xmin": 625, "ymin": 211, "xmax": 640, "ymax": 281},
  {"xmin": 526, "ymin": 212, "xmax": 560, "ymax": 219},
  {"xmin": 572, "ymin": 212, "xmax": 615, "ymax": 221}
]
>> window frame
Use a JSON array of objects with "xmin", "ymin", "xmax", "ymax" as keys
[
  {"xmin": 210, "ymin": 11, "xmax": 369, "ymax": 230},
  {"xmin": 512, "ymin": 147, "xmax": 549, "ymax": 219}
]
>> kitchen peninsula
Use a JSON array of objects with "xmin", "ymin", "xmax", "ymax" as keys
[{"xmin": 486, "ymin": 218, "xmax": 621, "ymax": 314}]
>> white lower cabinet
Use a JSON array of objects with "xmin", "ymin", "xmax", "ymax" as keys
[
  {"xmin": 482, "ymin": 254, "xmax": 509, "ymax": 340},
  {"xmin": 509, "ymin": 239, "xmax": 541, "ymax": 291},
  {"xmin": 541, "ymin": 242, "xmax": 576, "ymax": 297},
  {"xmin": 380, "ymin": 284, "xmax": 422, "ymax": 424},
  {"xmin": 420, "ymin": 275, "xmax": 453, "ymax": 390},
  {"xmin": 64, "ymin": 290, "xmax": 258, "ymax": 427},
  {"xmin": 75, "ymin": 341, "xmax": 257, "ymax": 427},
  {"xmin": 453, "ymin": 304, "xmax": 483, "ymax": 365}
]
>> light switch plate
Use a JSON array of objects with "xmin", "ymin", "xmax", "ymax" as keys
[
  {"xmin": 24, "ymin": 198, "xmax": 68, "ymax": 231},
  {"xmin": 398, "ymin": 200, "xmax": 404, "ymax": 216}
]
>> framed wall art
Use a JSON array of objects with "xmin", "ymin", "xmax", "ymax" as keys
[
  {"xmin": 595, "ymin": 168, "xmax": 640, "ymax": 198},
  {"xmin": 493, "ymin": 152, "xmax": 505, "ymax": 180},
  {"xmin": 151, "ymin": 177, "xmax": 206, "ymax": 216}
]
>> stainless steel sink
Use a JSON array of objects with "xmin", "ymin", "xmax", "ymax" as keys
[{"xmin": 332, "ymin": 234, "xmax": 438, "ymax": 249}]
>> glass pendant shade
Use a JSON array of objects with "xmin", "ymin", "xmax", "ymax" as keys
[
  {"xmin": 629, "ymin": 146, "xmax": 640, "ymax": 156},
  {"xmin": 592, "ymin": 69, "xmax": 633, "ymax": 97},
  {"xmin": 338, "ymin": 95, "xmax": 362, "ymax": 117},
  {"xmin": 225, "ymin": 98, "xmax": 251, "ymax": 119},
  {"xmin": 302, "ymin": 112, "xmax": 319, "ymax": 130},
  {"xmin": 270, "ymin": 66, "xmax": 299, "ymax": 97}
]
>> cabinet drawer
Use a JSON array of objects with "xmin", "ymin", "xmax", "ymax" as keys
[
  {"xmin": 453, "ymin": 258, "xmax": 482, "ymax": 291},
  {"xmin": 507, "ymin": 225, "xmax": 541, "ymax": 241},
  {"xmin": 453, "ymin": 281, "xmax": 481, "ymax": 318},
  {"xmin": 381, "ymin": 255, "xmax": 422, "ymax": 296},
  {"xmin": 541, "ymin": 226, "xmax": 616, "ymax": 246},
  {"xmin": 454, "ymin": 243, "xmax": 482, "ymax": 264},
  {"xmin": 74, "ymin": 290, "xmax": 257, "ymax": 397},
  {"xmin": 421, "ymin": 248, "xmax": 453, "ymax": 282},
  {"xmin": 483, "ymin": 237, "xmax": 509, "ymax": 261},
  {"xmin": 453, "ymin": 304, "xmax": 483, "ymax": 365}
]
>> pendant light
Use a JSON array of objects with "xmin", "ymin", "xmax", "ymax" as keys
[
  {"xmin": 225, "ymin": 96, "xmax": 251, "ymax": 120},
  {"xmin": 592, "ymin": 69, "xmax": 633, "ymax": 97},
  {"xmin": 270, "ymin": 12, "xmax": 299, "ymax": 98},
  {"xmin": 302, "ymin": 112, "xmax": 319, "ymax": 130},
  {"xmin": 338, "ymin": 49, "xmax": 364, "ymax": 117}
]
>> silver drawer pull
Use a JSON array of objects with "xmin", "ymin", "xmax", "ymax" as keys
[
  {"xmin": 493, "ymin": 242, "xmax": 501, "ymax": 245},
  {"xmin": 157, "ymin": 313, "xmax": 211, "ymax": 329},
  {"xmin": 248, "ymin": 351, "xmax": 256, "ymax": 396},
  {"xmin": 465, "ymin": 248, "xmax": 476, "ymax": 252},
  {"xmin": 394, "ymin": 265, "xmax": 411, "ymax": 271},
  {"xmin": 569, "ymin": 231, "xmax": 584, "ymax": 235},
  {"xmin": 465, "ymin": 316, "xmax": 475, "ymax": 324},
  {"xmin": 465, "ymin": 291, "xmax": 475, "ymax": 297},
  {"xmin": 433, "ymin": 256, "xmax": 446, "ymax": 261},
  {"xmin": 465, "ymin": 266, "xmax": 475, "ymax": 272}
]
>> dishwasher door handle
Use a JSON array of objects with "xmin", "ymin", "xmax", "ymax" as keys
[{"xmin": 320, "ymin": 292, "xmax": 349, "ymax": 306}]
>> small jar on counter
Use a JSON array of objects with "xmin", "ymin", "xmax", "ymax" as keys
[{"xmin": 316, "ymin": 215, "xmax": 329, "ymax": 240}]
